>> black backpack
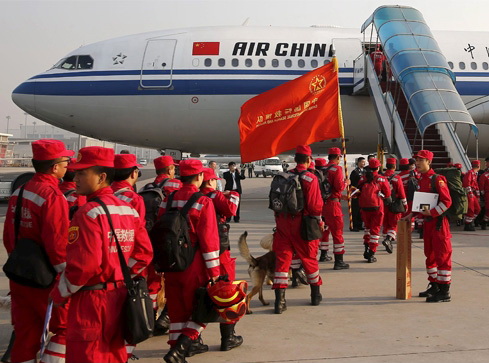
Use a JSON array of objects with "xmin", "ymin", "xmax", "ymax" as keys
[
  {"xmin": 432, "ymin": 168, "xmax": 468, "ymax": 221},
  {"xmin": 318, "ymin": 165, "xmax": 335, "ymax": 201},
  {"xmin": 149, "ymin": 191, "xmax": 203, "ymax": 273},
  {"xmin": 406, "ymin": 171, "xmax": 419, "ymax": 202},
  {"xmin": 386, "ymin": 174, "xmax": 406, "ymax": 213},
  {"xmin": 269, "ymin": 171, "xmax": 306, "ymax": 215},
  {"xmin": 138, "ymin": 179, "xmax": 168, "ymax": 231}
]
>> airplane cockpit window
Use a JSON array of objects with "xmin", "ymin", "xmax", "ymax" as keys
[
  {"xmin": 448, "ymin": 61, "xmax": 454, "ymax": 69},
  {"xmin": 218, "ymin": 58, "xmax": 225, "ymax": 67},
  {"xmin": 245, "ymin": 59, "xmax": 252, "ymax": 67},
  {"xmin": 285, "ymin": 59, "xmax": 292, "ymax": 68},
  {"xmin": 471, "ymin": 62, "xmax": 477, "ymax": 70},
  {"xmin": 298, "ymin": 59, "xmax": 305, "ymax": 68},
  {"xmin": 232, "ymin": 58, "xmax": 239, "ymax": 67},
  {"xmin": 311, "ymin": 59, "xmax": 318, "ymax": 68},
  {"xmin": 51, "ymin": 58, "xmax": 67, "ymax": 69},
  {"xmin": 272, "ymin": 59, "xmax": 279, "ymax": 67},
  {"xmin": 483, "ymin": 62, "xmax": 489, "ymax": 70},
  {"xmin": 258, "ymin": 59, "xmax": 266, "ymax": 67},
  {"xmin": 204, "ymin": 58, "xmax": 212, "ymax": 67},
  {"xmin": 459, "ymin": 62, "xmax": 466, "ymax": 70},
  {"xmin": 59, "ymin": 56, "xmax": 77, "ymax": 70},
  {"xmin": 77, "ymin": 55, "xmax": 94, "ymax": 69}
]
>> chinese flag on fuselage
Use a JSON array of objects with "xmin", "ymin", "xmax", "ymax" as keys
[
  {"xmin": 192, "ymin": 42, "xmax": 220, "ymax": 55},
  {"xmin": 238, "ymin": 61, "xmax": 342, "ymax": 163}
]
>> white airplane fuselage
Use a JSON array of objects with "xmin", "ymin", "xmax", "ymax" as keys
[{"xmin": 11, "ymin": 26, "xmax": 489, "ymax": 157}]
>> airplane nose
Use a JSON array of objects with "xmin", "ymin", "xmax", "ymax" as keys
[{"xmin": 12, "ymin": 80, "xmax": 36, "ymax": 114}]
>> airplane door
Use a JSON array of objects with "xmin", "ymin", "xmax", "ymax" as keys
[
  {"xmin": 140, "ymin": 39, "xmax": 177, "ymax": 88},
  {"xmin": 331, "ymin": 38, "xmax": 362, "ymax": 68}
]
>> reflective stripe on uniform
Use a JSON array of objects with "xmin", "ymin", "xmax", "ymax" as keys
[
  {"xmin": 53, "ymin": 262, "xmax": 66, "ymax": 273},
  {"xmin": 87, "ymin": 205, "xmax": 139, "ymax": 219},
  {"xmin": 12, "ymin": 189, "xmax": 46, "ymax": 207}
]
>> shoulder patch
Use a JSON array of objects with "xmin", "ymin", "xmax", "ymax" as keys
[
  {"xmin": 68, "ymin": 226, "xmax": 80, "ymax": 244},
  {"xmin": 438, "ymin": 179, "xmax": 446, "ymax": 187}
]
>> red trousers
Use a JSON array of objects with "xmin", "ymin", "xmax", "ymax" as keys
[
  {"xmin": 66, "ymin": 286, "xmax": 127, "ymax": 363},
  {"xmin": 320, "ymin": 200, "xmax": 345, "ymax": 254},
  {"xmin": 423, "ymin": 216, "xmax": 452, "ymax": 284},
  {"xmin": 382, "ymin": 209, "xmax": 401, "ymax": 240},
  {"xmin": 361, "ymin": 209, "xmax": 384, "ymax": 253},
  {"xmin": 465, "ymin": 194, "xmax": 481, "ymax": 223},
  {"xmin": 273, "ymin": 215, "xmax": 322, "ymax": 289},
  {"xmin": 165, "ymin": 253, "xmax": 209, "ymax": 346},
  {"xmin": 10, "ymin": 281, "xmax": 67, "ymax": 363},
  {"xmin": 485, "ymin": 194, "xmax": 489, "ymax": 221}
]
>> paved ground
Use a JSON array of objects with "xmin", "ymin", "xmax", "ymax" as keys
[{"xmin": 0, "ymin": 173, "xmax": 488, "ymax": 362}]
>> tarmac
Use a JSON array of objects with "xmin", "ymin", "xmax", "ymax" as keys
[{"xmin": 0, "ymin": 172, "xmax": 488, "ymax": 363}]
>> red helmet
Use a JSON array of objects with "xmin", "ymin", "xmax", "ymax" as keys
[
  {"xmin": 216, "ymin": 300, "xmax": 247, "ymax": 323},
  {"xmin": 207, "ymin": 278, "xmax": 248, "ymax": 323}
]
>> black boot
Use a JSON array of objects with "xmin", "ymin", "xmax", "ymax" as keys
[
  {"xmin": 426, "ymin": 283, "xmax": 451, "ymax": 302},
  {"xmin": 220, "ymin": 323, "xmax": 243, "ymax": 351},
  {"xmin": 1, "ymin": 331, "xmax": 14, "ymax": 363},
  {"xmin": 418, "ymin": 282, "xmax": 439, "ymax": 298},
  {"xmin": 291, "ymin": 267, "xmax": 308, "ymax": 287},
  {"xmin": 481, "ymin": 221, "xmax": 487, "ymax": 230},
  {"xmin": 310, "ymin": 285, "xmax": 322, "ymax": 306},
  {"xmin": 419, "ymin": 228, "xmax": 424, "ymax": 239},
  {"xmin": 382, "ymin": 237, "xmax": 393, "ymax": 254},
  {"xmin": 186, "ymin": 335, "xmax": 209, "ymax": 357},
  {"xmin": 319, "ymin": 250, "xmax": 332, "ymax": 262},
  {"xmin": 164, "ymin": 334, "xmax": 192, "ymax": 363},
  {"xmin": 333, "ymin": 254, "xmax": 350, "ymax": 270},
  {"xmin": 153, "ymin": 307, "xmax": 170, "ymax": 336},
  {"xmin": 464, "ymin": 222, "xmax": 476, "ymax": 231},
  {"xmin": 366, "ymin": 249, "xmax": 377, "ymax": 263},
  {"xmin": 274, "ymin": 288, "xmax": 287, "ymax": 314},
  {"xmin": 363, "ymin": 244, "xmax": 369, "ymax": 260}
]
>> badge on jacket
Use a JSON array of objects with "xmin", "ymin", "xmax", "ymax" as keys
[{"xmin": 68, "ymin": 226, "xmax": 80, "ymax": 244}]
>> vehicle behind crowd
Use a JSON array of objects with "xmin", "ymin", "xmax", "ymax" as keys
[{"xmin": 253, "ymin": 157, "xmax": 282, "ymax": 177}]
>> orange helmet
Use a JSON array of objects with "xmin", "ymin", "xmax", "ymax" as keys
[{"xmin": 207, "ymin": 278, "xmax": 248, "ymax": 323}]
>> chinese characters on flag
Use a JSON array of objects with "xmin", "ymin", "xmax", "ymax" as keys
[{"xmin": 238, "ymin": 61, "xmax": 343, "ymax": 162}]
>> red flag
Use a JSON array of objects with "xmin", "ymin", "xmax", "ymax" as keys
[
  {"xmin": 238, "ymin": 61, "xmax": 342, "ymax": 163},
  {"xmin": 192, "ymin": 42, "xmax": 220, "ymax": 55}
]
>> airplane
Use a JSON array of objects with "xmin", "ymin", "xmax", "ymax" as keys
[{"xmin": 11, "ymin": 6, "xmax": 489, "ymax": 160}]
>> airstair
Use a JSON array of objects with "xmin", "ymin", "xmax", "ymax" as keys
[{"xmin": 354, "ymin": 5, "xmax": 478, "ymax": 170}]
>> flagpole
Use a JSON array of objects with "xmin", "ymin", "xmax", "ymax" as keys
[{"xmin": 332, "ymin": 54, "xmax": 353, "ymax": 230}]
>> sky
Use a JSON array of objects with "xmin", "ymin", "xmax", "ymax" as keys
[{"xmin": 1, "ymin": 0, "xmax": 488, "ymax": 133}]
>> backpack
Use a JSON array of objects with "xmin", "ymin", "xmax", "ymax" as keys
[
  {"xmin": 386, "ymin": 175, "xmax": 406, "ymax": 213},
  {"xmin": 318, "ymin": 165, "xmax": 335, "ymax": 201},
  {"xmin": 359, "ymin": 179, "xmax": 382, "ymax": 210},
  {"xmin": 268, "ymin": 171, "xmax": 306, "ymax": 215},
  {"xmin": 138, "ymin": 179, "xmax": 168, "ymax": 231},
  {"xmin": 406, "ymin": 171, "xmax": 419, "ymax": 202},
  {"xmin": 432, "ymin": 168, "xmax": 468, "ymax": 221},
  {"xmin": 149, "ymin": 191, "xmax": 203, "ymax": 273}
]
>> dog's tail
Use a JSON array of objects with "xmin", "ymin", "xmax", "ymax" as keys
[
  {"xmin": 238, "ymin": 231, "xmax": 258, "ymax": 266},
  {"xmin": 0, "ymin": 296, "xmax": 11, "ymax": 311}
]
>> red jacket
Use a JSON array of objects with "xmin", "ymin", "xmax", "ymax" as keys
[
  {"xmin": 3, "ymin": 173, "xmax": 69, "ymax": 273},
  {"xmin": 479, "ymin": 171, "xmax": 489, "ymax": 195},
  {"xmin": 154, "ymin": 174, "xmax": 182, "ymax": 196},
  {"xmin": 384, "ymin": 170, "xmax": 407, "ymax": 207},
  {"xmin": 59, "ymin": 180, "xmax": 87, "ymax": 209},
  {"xmin": 463, "ymin": 169, "xmax": 479, "ymax": 196},
  {"xmin": 51, "ymin": 187, "xmax": 153, "ymax": 303},
  {"xmin": 158, "ymin": 184, "xmax": 220, "ymax": 278},
  {"xmin": 322, "ymin": 161, "xmax": 346, "ymax": 200},
  {"xmin": 111, "ymin": 180, "xmax": 146, "ymax": 223},
  {"xmin": 418, "ymin": 169, "xmax": 452, "ymax": 218},
  {"xmin": 201, "ymin": 187, "xmax": 239, "ymax": 223}
]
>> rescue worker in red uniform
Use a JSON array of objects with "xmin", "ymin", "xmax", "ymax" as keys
[
  {"xmin": 50, "ymin": 147, "xmax": 153, "ymax": 363},
  {"xmin": 152, "ymin": 155, "xmax": 182, "ymax": 195},
  {"xmin": 370, "ymin": 44, "xmax": 386, "ymax": 78},
  {"xmin": 381, "ymin": 158, "xmax": 407, "ymax": 253},
  {"xmin": 357, "ymin": 158, "xmax": 391, "ymax": 263},
  {"xmin": 403, "ymin": 150, "xmax": 453, "ymax": 302},
  {"xmin": 315, "ymin": 158, "xmax": 332, "ymax": 261},
  {"xmin": 199, "ymin": 167, "xmax": 243, "ymax": 353},
  {"xmin": 3, "ymin": 139, "xmax": 74, "ymax": 363},
  {"xmin": 462, "ymin": 160, "xmax": 481, "ymax": 231},
  {"xmin": 59, "ymin": 157, "xmax": 87, "ymax": 215},
  {"xmin": 319, "ymin": 148, "xmax": 350, "ymax": 269},
  {"xmin": 272, "ymin": 145, "xmax": 324, "ymax": 314},
  {"xmin": 479, "ymin": 158, "xmax": 489, "ymax": 230},
  {"xmin": 157, "ymin": 159, "xmax": 221, "ymax": 363}
]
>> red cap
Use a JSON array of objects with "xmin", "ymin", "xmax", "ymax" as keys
[
  {"xmin": 414, "ymin": 150, "xmax": 434, "ymax": 161},
  {"xmin": 454, "ymin": 163, "xmax": 462, "ymax": 169},
  {"xmin": 386, "ymin": 158, "xmax": 396, "ymax": 164},
  {"xmin": 203, "ymin": 167, "xmax": 221, "ymax": 181},
  {"xmin": 296, "ymin": 145, "xmax": 312, "ymax": 156},
  {"xmin": 70, "ymin": 147, "xmax": 114, "ymax": 170},
  {"xmin": 114, "ymin": 154, "xmax": 141, "ymax": 169},
  {"xmin": 400, "ymin": 158, "xmax": 409, "ymax": 165},
  {"xmin": 369, "ymin": 158, "xmax": 381, "ymax": 169},
  {"xmin": 154, "ymin": 155, "xmax": 176, "ymax": 170},
  {"xmin": 471, "ymin": 160, "xmax": 481, "ymax": 167},
  {"xmin": 328, "ymin": 147, "xmax": 341, "ymax": 155},
  {"xmin": 32, "ymin": 139, "xmax": 74, "ymax": 161},
  {"xmin": 67, "ymin": 158, "xmax": 78, "ymax": 171},
  {"xmin": 179, "ymin": 159, "xmax": 204, "ymax": 176},
  {"xmin": 309, "ymin": 161, "xmax": 315, "ymax": 169},
  {"xmin": 315, "ymin": 158, "xmax": 327, "ymax": 167}
]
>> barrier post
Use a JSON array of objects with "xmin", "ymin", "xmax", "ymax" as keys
[{"xmin": 396, "ymin": 219, "xmax": 412, "ymax": 299}]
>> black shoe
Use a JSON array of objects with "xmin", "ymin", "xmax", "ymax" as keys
[
  {"xmin": 1, "ymin": 331, "xmax": 14, "ymax": 363},
  {"xmin": 319, "ymin": 250, "xmax": 332, "ymax": 262},
  {"xmin": 291, "ymin": 267, "xmax": 308, "ymax": 286},
  {"xmin": 220, "ymin": 323, "xmax": 243, "ymax": 351},
  {"xmin": 382, "ymin": 237, "xmax": 393, "ymax": 254},
  {"xmin": 464, "ymin": 222, "xmax": 475, "ymax": 231},
  {"xmin": 274, "ymin": 288, "xmax": 287, "ymax": 314},
  {"xmin": 310, "ymin": 285, "xmax": 322, "ymax": 306},
  {"xmin": 164, "ymin": 334, "xmax": 191, "ymax": 363},
  {"xmin": 333, "ymin": 254, "xmax": 350, "ymax": 270},
  {"xmin": 426, "ymin": 284, "xmax": 451, "ymax": 302},
  {"xmin": 419, "ymin": 282, "xmax": 439, "ymax": 298},
  {"xmin": 366, "ymin": 249, "xmax": 377, "ymax": 263},
  {"xmin": 153, "ymin": 310, "xmax": 170, "ymax": 336},
  {"xmin": 363, "ymin": 244, "xmax": 369, "ymax": 260},
  {"xmin": 186, "ymin": 336, "xmax": 209, "ymax": 357},
  {"xmin": 234, "ymin": 218, "xmax": 240, "ymax": 223},
  {"xmin": 481, "ymin": 221, "xmax": 487, "ymax": 230}
]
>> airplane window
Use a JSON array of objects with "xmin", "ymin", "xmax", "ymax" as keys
[
  {"xmin": 324, "ymin": 59, "xmax": 331, "ymax": 65},
  {"xmin": 59, "ymin": 56, "xmax": 77, "ymax": 70},
  {"xmin": 298, "ymin": 59, "xmax": 305, "ymax": 68},
  {"xmin": 245, "ymin": 59, "xmax": 252, "ymax": 67},
  {"xmin": 483, "ymin": 62, "xmax": 489, "ymax": 70},
  {"xmin": 285, "ymin": 59, "xmax": 292, "ymax": 68},
  {"xmin": 448, "ymin": 61, "xmax": 454, "ymax": 69},
  {"xmin": 471, "ymin": 62, "xmax": 477, "ymax": 70},
  {"xmin": 218, "ymin": 58, "xmax": 225, "ymax": 67},
  {"xmin": 311, "ymin": 59, "xmax": 318, "ymax": 68},
  {"xmin": 232, "ymin": 58, "xmax": 239, "ymax": 67},
  {"xmin": 204, "ymin": 58, "xmax": 212, "ymax": 67},
  {"xmin": 272, "ymin": 59, "xmax": 279, "ymax": 68},
  {"xmin": 459, "ymin": 62, "xmax": 465, "ymax": 70},
  {"xmin": 51, "ymin": 58, "xmax": 67, "ymax": 69},
  {"xmin": 258, "ymin": 59, "xmax": 266, "ymax": 67},
  {"xmin": 77, "ymin": 55, "xmax": 94, "ymax": 69},
  {"xmin": 192, "ymin": 58, "xmax": 199, "ymax": 67}
]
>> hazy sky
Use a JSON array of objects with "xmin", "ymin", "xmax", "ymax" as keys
[{"xmin": 1, "ymin": 0, "xmax": 488, "ymax": 133}]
